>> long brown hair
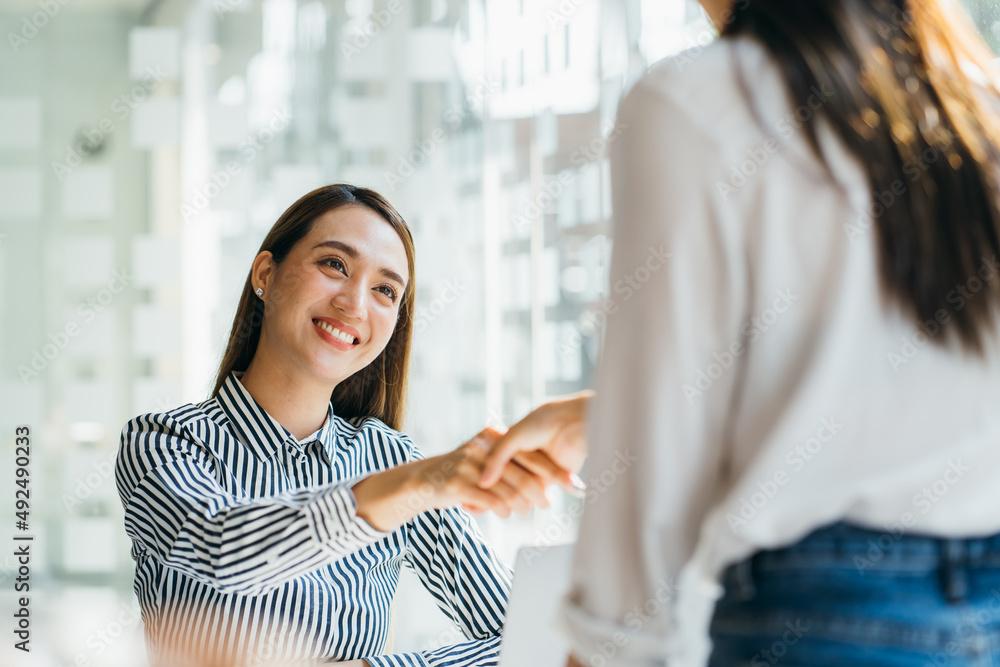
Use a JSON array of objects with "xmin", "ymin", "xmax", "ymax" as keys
[
  {"xmin": 726, "ymin": 0, "xmax": 1000, "ymax": 352},
  {"xmin": 212, "ymin": 184, "xmax": 416, "ymax": 430}
]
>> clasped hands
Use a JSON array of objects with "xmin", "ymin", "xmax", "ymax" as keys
[{"xmin": 352, "ymin": 391, "xmax": 592, "ymax": 532}]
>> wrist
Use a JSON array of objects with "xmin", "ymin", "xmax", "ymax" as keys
[{"xmin": 352, "ymin": 462, "xmax": 428, "ymax": 532}]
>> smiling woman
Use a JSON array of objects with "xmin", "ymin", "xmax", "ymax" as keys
[
  {"xmin": 215, "ymin": 185, "xmax": 415, "ymax": 433},
  {"xmin": 114, "ymin": 183, "xmax": 570, "ymax": 667}
]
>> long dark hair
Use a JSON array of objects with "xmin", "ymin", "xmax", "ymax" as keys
[
  {"xmin": 725, "ymin": 0, "xmax": 1000, "ymax": 352},
  {"xmin": 212, "ymin": 184, "xmax": 416, "ymax": 430}
]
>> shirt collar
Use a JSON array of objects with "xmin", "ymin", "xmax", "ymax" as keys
[{"xmin": 216, "ymin": 370, "xmax": 337, "ymax": 464}]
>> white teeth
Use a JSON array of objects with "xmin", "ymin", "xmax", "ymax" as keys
[{"xmin": 313, "ymin": 320, "xmax": 356, "ymax": 344}]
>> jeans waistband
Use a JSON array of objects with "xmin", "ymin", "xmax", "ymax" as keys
[{"xmin": 724, "ymin": 521, "xmax": 1000, "ymax": 604}]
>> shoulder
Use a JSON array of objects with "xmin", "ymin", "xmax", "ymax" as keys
[
  {"xmin": 619, "ymin": 35, "xmax": 784, "ymax": 158},
  {"xmin": 118, "ymin": 399, "xmax": 219, "ymax": 469},
  {"xmin": 334, "ymin": 414, "xmax": 423, "ymax": 466},
  {"xmin": 120, "ymin": 398, "xmax": 216, "ymax": 441}
]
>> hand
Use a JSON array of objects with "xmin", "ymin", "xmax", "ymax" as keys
[
  {"xmin": 352, "ymin": 427, "xmax": 553, "ymax": 531},
  {"xmin": 566, "ymin": 655, "xmax": 586, "ymax": 667},
  {"xmin": 410, "ymin": 426, "xmax": 555, "ymax": 518},
  {"xmin": 479, "ymin": 392, "xmax": 592, "ymax": 494}
]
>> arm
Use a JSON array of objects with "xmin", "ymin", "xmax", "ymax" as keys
[
  {"xmin": 364, "ymin": 440, "xmax": 512, "ymax": 667},
  {"xmin": 558, "ymin": 78, "xmax": 746, "ymax": 664},
  {"xmin": 116, "ymin": 411, "xmax": 391, "ymax": 596}
]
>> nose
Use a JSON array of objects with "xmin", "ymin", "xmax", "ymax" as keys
[{"xmin": 331, "ymin": 276, "xmax": 367, "ymax": 321}]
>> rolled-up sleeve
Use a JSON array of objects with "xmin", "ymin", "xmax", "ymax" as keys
[
  {"xmin": 557, "ymin": 71, "xmax": 746, "ymax": 666},
  {"xmin": 116, "ymin": 411, "xmax": 392, "ymax": 596}
]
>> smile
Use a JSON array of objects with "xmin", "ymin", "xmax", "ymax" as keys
[{"xmin": 312, "ymin": 319, "xmax": 359, "ymax": 345}]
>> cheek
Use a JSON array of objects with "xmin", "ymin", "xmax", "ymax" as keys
[{"xmin": 371, "ymin": 309, "xmax": 399, "ymax": 347}]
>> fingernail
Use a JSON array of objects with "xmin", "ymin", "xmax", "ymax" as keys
[{"xmin": 566, "ymin": 473, "xmax": 587, "ymax": 498}]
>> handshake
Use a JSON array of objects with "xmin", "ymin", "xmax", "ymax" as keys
[{"xmin": 352, "ymin": 392, "xmax": 593, "ymax": 531}]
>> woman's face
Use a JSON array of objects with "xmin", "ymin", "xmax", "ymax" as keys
[{"xmin": 254, "ymin": 205, "xmax": 409, "ymax": 388}]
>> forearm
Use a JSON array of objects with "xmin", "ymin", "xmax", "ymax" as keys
[
  {"xmin": 352, "ymin": 438, "xmax": 526, "ymax": 531},
  {"xmin": 127, "ymin": 469, "xmax": 388, "ymax": 594},
  {"xmin": 351, "ymin": 460, "xmax": 429, "ymax": 532}
]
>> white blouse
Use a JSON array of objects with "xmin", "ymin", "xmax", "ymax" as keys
[{"xmin": 558, "ymin": 34, "xmax": 1000, "ymax": 666}]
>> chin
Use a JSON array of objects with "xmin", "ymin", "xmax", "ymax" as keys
[{"xmin": 302, "ymin": 357, "xmax": 353, "ymax": 384}]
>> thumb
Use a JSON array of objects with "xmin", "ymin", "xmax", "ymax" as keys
[{"xmin": 478, "ymin": 425, "xmax": 534, "ymax": 488}]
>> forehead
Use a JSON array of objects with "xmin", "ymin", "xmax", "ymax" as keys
[{"xmin": 304, "ymin": 206, "xmax": 409, "ymax": 276}]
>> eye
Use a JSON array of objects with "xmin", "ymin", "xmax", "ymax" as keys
[
  {"xmin": 375, "ymin": 284, "xmax": 397, "ymax": 302},
  {"xmin": 321, "ymin": 257, "xmax": 346, "ymax": 273}
]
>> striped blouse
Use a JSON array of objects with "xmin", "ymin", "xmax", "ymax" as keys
[{"xmin": 115, "ymin": 370, "xmax": 512, "ymax": 667}]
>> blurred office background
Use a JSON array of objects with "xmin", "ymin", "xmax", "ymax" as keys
[{"xmin": 1, "ymin": 0, "xmax": 999, "ymax": 665}]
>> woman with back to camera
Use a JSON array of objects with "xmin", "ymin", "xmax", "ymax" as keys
[
  {"xmin": 115, "ymin": 184, "xmax": 578, "ymax": 667},
  {"xmin": 480, "ymin": 0, "xmax": 1000, "ymax": 664}
]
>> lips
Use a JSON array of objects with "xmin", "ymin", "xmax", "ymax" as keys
[{"xmin": 312, "ymin": 317, "xmax": 361, "ymax": 345}]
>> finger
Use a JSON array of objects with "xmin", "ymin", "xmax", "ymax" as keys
[
  {"xmin": 512, "ymin": 451, "xmax": 574, "ymax": 488},
  {"xmin": 515, "ymin": 451, "xmax": 580, "ymax": 496},
  {"xmin": 455, "ymin": 484, "xmax": 513, "ymax": 519},
  {"xmin": 499, "ymin": 459, "xmax": 551, "ymax": 509},
  {"xmin": 488, "ymin": 479, "xmax": 533, "ymax": 516},
  {"xmin": 465, "ymin": 427, "xmax": 506, "ymax": 462},
  {"xmin": 479, "ymin": 419, "xmax": 551, "ymax": 488}
]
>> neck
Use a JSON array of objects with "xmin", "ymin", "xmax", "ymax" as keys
[
  {"xmin": 239, "ymin": 343, "xmax": 333, "ymax": 441},
  {"xmin": 700, "ymin": 0, "xmax": 732, "ymax": 31}
]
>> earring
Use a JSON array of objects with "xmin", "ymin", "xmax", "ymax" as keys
[{"xmin": 255, "ymin": 288, "xmax": 264, "ymax": 297}]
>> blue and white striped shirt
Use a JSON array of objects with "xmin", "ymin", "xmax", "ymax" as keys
[{"xmin": 116, "ymin": 370, "xmax": 512, "ymax": 667}]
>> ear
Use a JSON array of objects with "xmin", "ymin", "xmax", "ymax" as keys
[{"xmin": 251, "ymin": 250, "xmax": 276, "ymax": 295}]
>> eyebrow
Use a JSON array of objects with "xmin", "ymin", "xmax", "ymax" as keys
[{"xmin": 312, "ymin": 240, "xmax": 407, "ymax": 287}]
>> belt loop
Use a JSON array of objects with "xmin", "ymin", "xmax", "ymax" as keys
[
  {"xmin": 732, "ymin": 556, "xmax": 757, "ymax": 601},
  {"xmin": 941, "ymin": 538, "xmax": 969, "ymax": 604}
]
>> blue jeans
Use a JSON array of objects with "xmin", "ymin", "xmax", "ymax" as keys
[{"xmin": 709, "ymin": 522, "xmax": 1000, "ymax": 666}]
